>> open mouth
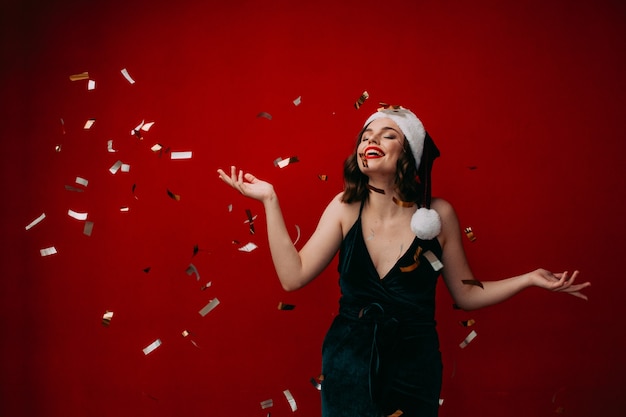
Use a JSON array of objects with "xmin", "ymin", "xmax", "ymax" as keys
[{"xmin": 363, "ymin": 146, "xmax": 385, "ymax": 159}]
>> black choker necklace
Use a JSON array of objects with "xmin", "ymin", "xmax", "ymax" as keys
[{"xmin": 367, "ymin": 184, "xmax": 385, "ymax": 194}]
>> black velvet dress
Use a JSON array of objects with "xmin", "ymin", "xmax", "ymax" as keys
[{"xmin": 321, "ymin": 204, "xmax": 444, "ymax": 417}]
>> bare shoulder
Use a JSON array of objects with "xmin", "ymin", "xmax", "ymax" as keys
[
  {"xmin": 326, "ymin": 192, "xmax": 361, "ymax": 237},
  {"xmin": 430, "ymin": 197, "xmax": 457, "ymax": 219}
]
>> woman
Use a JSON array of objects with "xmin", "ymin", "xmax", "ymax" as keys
[{"xmin": 217, "ymin": 107, "xmax": 589, "ymax": 417}]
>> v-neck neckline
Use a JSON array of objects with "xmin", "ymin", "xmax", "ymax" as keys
[{"xmin": 358, "ymin": 217, "xmax": 418, "ymax": 281}]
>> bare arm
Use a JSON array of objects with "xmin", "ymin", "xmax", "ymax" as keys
[
  {"xmin": 434, "ymin": 198, "xmax": 591, "ymax": 311},
  {"xmin": 218, "ymin": 166, "xmax": 344, "ymax": 291}
]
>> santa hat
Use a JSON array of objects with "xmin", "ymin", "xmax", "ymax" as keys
[{"xmin": 363, "ymin": 107, "xmax": 441, "ymax": 240}]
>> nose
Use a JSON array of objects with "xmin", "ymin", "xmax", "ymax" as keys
[{"xmin": 368, "ymin": 136, "xmax": 379, "ymax": 144}]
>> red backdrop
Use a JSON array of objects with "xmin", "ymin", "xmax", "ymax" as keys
[{"xmin": 1, "ymin": 0, "xmax": 625, "ymax": 416}]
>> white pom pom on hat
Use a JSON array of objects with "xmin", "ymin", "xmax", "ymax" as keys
[{"xmin": 363, "ymin": 106, "xmax": 442, "ymax": 240}]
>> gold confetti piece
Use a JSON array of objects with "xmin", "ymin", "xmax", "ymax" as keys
[
  {"xmin": 227, "ymin": 204, "xmax": 233, "ymax": 212},
  {"xmin": 75, "ymin": 176, "xmax": 88, "ymax": 187},
  {"xmin": 199, "ymin": 298, "xmax": 220, "ymax": 317},
  {"xmin": 40, "ymin": 246, "xmax": 57, "ymax": 257},
  {"xmin": 107, "ymin": 140, "xmax": 117, "ymax": 153},
  {"xmin": 274, "ymin": 156, "xmax": 300, "ymax": 168},
  {"xmin": 64, "ymin": 185, "xmax": 84, "ymax": 192},
  {"xmin": 464, "ymin": 227, "xmax": 477, "ymax": 242},
  {"xmin": 109, "ymin": 160, "xmax": 123, "ymax": 174},
  {"xmin": 201, "ymin": 281, "xmax": 212, "ymax": 290},
  {"xmin": 245, "ymin": 209, "xmax": 257, "ymax": 234},
  {"xmin": 121, "ymin": 163, "xmax": 130, "ymax": 172},
  {"xmin": 55, "ymin": 144, "xmax": 62, "ymax": 152},
  {"xmin": 120, "ymin": 207, "xmax": 130, "ymax": 212},
  {"xmin": 283, "ymin": 389, "xmax": 297, "ymax": 412},
  {"xmin": 150, "ymin": 143, "xmax": 162, "ymax": 152},
  {"xmin": 25, "ymin": 213, "xmax": 46, "ymax": 230},
  {"xmin": 260, "ymin": 399, "xmax": 273, "ymax": 409},
  {"xmin": 278, "ymin": 302, "xmax": 295, "ymax": 310},
  {"xmin": 101, "ymin": 311, "xmax": 113, "ymax": 326},
  {"xmin": 293, "ymin": 225, "xmax": 301, "ymax": 245},
  {"xmin": 170, "ymin": 151, "xmax": 192, "ymax": 160},
  {"xmin": 392, "ymin": 197, "xmax": 414, "ymax": 208},
  {"xmin": 87, "ymin": 79, "xmax": 96, "ymax": 90},
  {"xmin": 257, "ymin": 112, "xmax": 272, "ymax": 120},
  {"xmin": 238, "ymin": 242, "xmax": 258, "ymax": 252},
  {"xmin": 69, "ymin": 71, "xmax": 89, "ymax": 81},
  {"xmin": 186, "ymin": 263, "xmax": 200, "ymax": 281},
  {"xmin": 400, "ymin": 246, "xmax": 423, "ymax": 272},
  {"xmin": 439, "ymin": 399, "xmax": 444, "ymax": 406},
  {"xmin": 83, "ymin": 221, "xmax": 94, "ymax": 236},
  {"xmin": 354, "ymin": 90, "xmax": 369, "ymax": 109},
  {"xmin": 462, "ymin": 279, "xmax": 484, "ymax": 289},
  {"xmin": 423, "ymin": 250, "xmax": 443, "ymax": 271},
  {"xmin": 459, "ymin": 330, "xmax": 477, "ymax": 348},
  {"xmin": 292, "ymin": 96, "xmax": 302, "ymax": 106},
  {"xmin": 142, "ymin": 338, "xmax": 161, "ymax": 355},
  {"xmin": 121, "ymin": 68, "xmax": 136, "ymax": 84},
  {"xmin": 388, "ymin": 410, "xmax": 403, "ymax": 417},
  {"xmin": 83, "ymin": 118, "xmax": 96, "ymax": 130},
  {"xmin": 68, "ymin": 209, "xmax": 88, "ymax": 221},
  {"xmin": 167, "ymin": 189, "xmax": 181, "ymax": 201},
  {"xmin": 377, "ymin": 102, "xmax": 403, "ymax": 111},
  {"xmin": 318, "ymin": 174, "xmax": 328, "ymax": 181},
  {"xmin": 459, "ymin": 319, "xmax": 476, "ymax": 327},
  {"xmin": 182, "ymin": 330, "xmax": 190, "ymax": 337}
]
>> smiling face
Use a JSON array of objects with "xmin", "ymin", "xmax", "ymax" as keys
[{"xmin": 357, "ymin": 117, "xmax": 406, "ymax": 173}]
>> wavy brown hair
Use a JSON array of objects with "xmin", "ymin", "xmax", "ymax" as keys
[{"xmin": 341, "ymin": 125, "xmax": 423, "ymax": 204}]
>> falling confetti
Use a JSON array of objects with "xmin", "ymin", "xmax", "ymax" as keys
[
  {"xmin": 186, "ymin": 263, "xmax": 200, "ymax": 281},
  {"xmin": 423, "ymin": 250, "xmax": 443, "ymax": 271},
  {"xmin": 256, "ymin": 112, "xmax": 272, "ymax": 120},
  {"xmin": 318, "ymin": 174, "xmax": 328, "ymax": 181},
  {"xmin": 69, "ymin": 72, "xmax": 89, "ymax": 81},
  {"xmin": 142, "ymin": 339, "xmax": 162, "ymax": 355},
  {"xmin": 75, "ymin": 176, "xmax": 88, "ymax": 187},
  {"xmin": 193, "ymin": 244, "xmax": 199, "ymax": 257},
  {"xmin": 107, "ymin": 140, "xmax": 117, "ymax": 153},
  {"xmin": 274, "ymin": 156, "xmax": 299, "ymax": 168},
  {"xmin": 167, "ymin": 189, "xmax": 181, "ymax": 201},
  {"xmin": 109, "ymin": 160, "xmax": 123, "ymax": 174},
  {"xmin": 25, "ymin": 213, "xmax": 46, "ymax": 230},
  {"xmin": 245, "ymin": 209, "xmax": 257, "ymax": 234},
  {"xmin": 83, "ymin": 118, "xmax": 96, "ymax": 130},
  {"xmin": 170, "ymin": 151, "xmax": 192, "ymax": 160},
  {"xmin": 238, "ymin": 242, "xmax": 258, "ymax": 252},
  {"xmin": 459, "ymin": 319, "xmax": 476, "ymax": 327},
  {"xmin": 464, "ymin": 227, "xmax": 477, "ymax": 242},
  {"xmin": 400, "ymin": 246, "xmax": 423, "ymax": 272},
  {"xmin": 40, "ymin": 246, "xmax": 57, "ymax": 257},
  {"xmin": 121, "ymin": 68, "xmax": 136, "ymax": 84},
  {"xmin": 293, "ymin": 225, "xmax": 301, "ymax": 245},
  {"xmin": 67, "ymin": 210, "xmax": 88, "ymax": 221},
  {"xmin": 283, "ymin": 389, "xmax": 297, "ymax": 412},
  {"xmin": 292, "ymin": 96, "xmax": 302, "ymax": 106},
  {"xmin": 87, "ymin": 79, "xmax": 96, "ymax": 90},
  {"xmin": 388, "ymin": 410, "xmax": 403, "ymax": 417},
  {"xmin": 260, "ymin": 399, "xmax": 273, "ymax": 409},
  {"xmin": 199, "ymin": 298, "xmax": 220, "ymax": 317},
  {"xmin": 83, "ymin": 221, "xmax": 94, "ymax": 236},
  {"xmin": 459, "ymin": 330, "xmax": 477, "ymax": 348},
  {"xmin": 101, "ymin": 311, "xmax": 113, "ymax": 326},
  {"xmin": 310, "ymin": 376, "xmax": 322, "ymax": 391},
  {"xmin": 354, "ymin": 91, "xmax": 369, "ymax": 109},
  {"xmin": 278, "ymin": 302, "xmax": 295, "ymax": 310}
]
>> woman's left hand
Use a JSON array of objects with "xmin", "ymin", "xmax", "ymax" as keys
[{"xmin": 527, "ymin": 269, "xmax": 591, "ymax": 300}]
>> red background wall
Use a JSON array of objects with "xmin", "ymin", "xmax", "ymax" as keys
[{"xmin": 1, "ymin": 0, "xmax": 625, "ymax": 416}]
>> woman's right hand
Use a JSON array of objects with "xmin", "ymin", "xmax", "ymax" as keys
[{"xmin": 217, "ymin": 166, "xmax": 276, "ymax": 203}]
